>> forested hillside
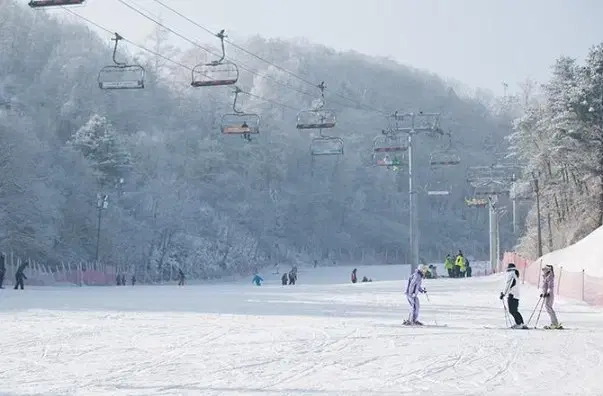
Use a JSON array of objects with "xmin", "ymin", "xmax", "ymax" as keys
[
  {"xmin": 509, "ymin": 44, "xmax": 603, "ymax": 259},
  {"xmin": 0, "ymin": 0, "xmax": 511, "ymax": 279}
]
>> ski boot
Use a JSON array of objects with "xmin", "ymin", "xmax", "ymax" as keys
[
  {"xmin": 511, "ymin": 323, "xmax": 529, "ymax": 329},
  {"xmin": 403, "ymin": 320, "xmax": 423, "ymax": 326},
  {"xmin": 543, "ymin": 323, "xmax": 563, "ymax": 330}
]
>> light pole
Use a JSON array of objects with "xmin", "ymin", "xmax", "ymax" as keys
[
  {"xmin": 390, "ymin": 111, "xmax": 443, "ymax": 273},
  {"xmin": 95, "ymin": 193, "xmax": 109, "ymax": 265}
]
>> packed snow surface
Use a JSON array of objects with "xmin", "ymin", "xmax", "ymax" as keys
[
  {"xmin": 1, "ymin": 264, "xmax": 603, "ymax": 396},
  {"xmin": 538, "ymin": 225, "xmax": 603, "ymax": 276}
]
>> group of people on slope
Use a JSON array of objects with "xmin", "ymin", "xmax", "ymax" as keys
[
  {"xmin": 350, "ymin": 268, "xmax": 372, "ymax": 283},
  {"xmin": 0, "ymin": 253, "xmax": 28, "ymax": 290},
  {"xmin": 444, "ymin": 250, "xmax": 472, "ymax": 278},
  {"xmin": 500, "ymin": 262, "xmax": 561, "ymax": 329},
  {"xmin": 403, "ymin": 262, "xmax": 561, "ymax": 329}
]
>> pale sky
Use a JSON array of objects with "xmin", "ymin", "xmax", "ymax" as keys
[{"xmin": 52, "ymin": 0, "xmax": 603, "ymax": 95}]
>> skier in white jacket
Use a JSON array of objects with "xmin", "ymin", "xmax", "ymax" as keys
[{"xmin": 499, "ymin": 263, "xmax": 528, "ymax": 329}]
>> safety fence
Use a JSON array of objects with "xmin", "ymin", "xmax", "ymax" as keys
[
  {"xmin": 2, "ymin": 252, "xmax": 117, "ymax": 287},
  {"xmin": 500, "ymin": 252, "xmax": 603, "ymax": 306}
]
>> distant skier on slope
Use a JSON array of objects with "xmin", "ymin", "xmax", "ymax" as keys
[
  {"xmin": 0, "ymin": 252, "xmax": 5, "ymax": 289},
  {"xmin": 500, "ymin": 263, "xmax": 528, "ymax": 329},
  {"xmin": 252, "ymin": 274, "xmax": 263, "ymax": 286},
  {"xmin": 351, "ymin": 268, "xmax": 357, "ymax": 283},
  {"xmin": 541, "ymin": 265, "xmax": 562, "ymax": 329},
  {"xmin": 404, "ymin": 264, "xmax": 428, "ymax": 326},
  {"xmin": 177, "ymin": 269, "xmax": 185, "ymax": 286},
  {"xmin": 14, "ymin": 261, "xmax": 28, "ymax": 290}
]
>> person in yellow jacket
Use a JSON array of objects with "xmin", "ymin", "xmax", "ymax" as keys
[
  {"xmin": 454, "ymin": 251, "xmax": 465, "ymax": 278},
  {"xmin": 444, "ymin": 254, "xmax": 454, "ymax": 278}
]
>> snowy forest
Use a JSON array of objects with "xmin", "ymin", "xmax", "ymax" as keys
[
  {"xmin": 507, "ymin": 44, "xmax": 603, "ymax": 259},
  {"xmin": 0, "ymin": 0, "xmax": 516, "ymax": 280}
]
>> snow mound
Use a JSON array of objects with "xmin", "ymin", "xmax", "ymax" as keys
[{"xmin": 539, "ymin": 225, "xmax": 603, "ymax": 277}]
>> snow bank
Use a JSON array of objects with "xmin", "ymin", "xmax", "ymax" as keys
[{"xmin": 538, "ymin": 225, "xmax": 603, "ymax": 277}]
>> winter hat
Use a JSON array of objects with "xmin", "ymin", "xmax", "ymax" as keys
[
  {"xmin": 507, "ymin": 263, "xmax": 516, "ymax": 269},
  {"xmin": 542, "ymin": 264, "xmax": 553, "ymax": 272}
]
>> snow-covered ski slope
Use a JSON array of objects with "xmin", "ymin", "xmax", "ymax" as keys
[{"xmin": 1, "ymin": 265, "xmax": 603, "ymax": 396}]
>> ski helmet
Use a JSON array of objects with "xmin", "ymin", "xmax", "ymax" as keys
[{"xmin": 507, "ymin": 263, "xmax": 516, "ymax": 269}]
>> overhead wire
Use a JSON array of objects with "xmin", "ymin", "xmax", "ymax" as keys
[
  {"xmin": 60, "ymin": 7, "xmax": 296, "ymax": 112},
  {"xmin": 116, "ymin": 0, "xmax": 322, "ymax": 102},
  {"xmin": 111, "ymin": 0, "xmax": 392, "ymax": 137},
  {"xmin": 149, "ymin": 0, "xmax": 390, "ymax": 116}
]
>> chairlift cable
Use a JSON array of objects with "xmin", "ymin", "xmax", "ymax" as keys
[
  {"xmin": 117, "ymin": 0, "xmax": 320, "ymax": 99},
  {"xmin": 61, "ymin": 8, "xmax": 296, "ymax": 111},
  {"xmin": 61, "ymin": 6, "xmax": 396, "ymax": 141},
  {"xmin": 61, "ymin": 7, "xmax": 192, "ymax": 72},
  {"xmin": 149, "ymin": 0, "xmax": 390, "ymax": 115}
]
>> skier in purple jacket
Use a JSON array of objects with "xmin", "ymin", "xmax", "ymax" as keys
[
  {"xmin": 541, "ymin": 265, "xmax": 562, "ymax": 329},
  {"xmin": 404, "ymin": 265, "xmax": 428, "ymax": 325}
]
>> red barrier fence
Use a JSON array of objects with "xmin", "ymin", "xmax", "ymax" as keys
[
  {"xmin": 501, "ymin": 252, "xmax": 603, "ymax": 306},
  {"xmin": 2, "ymin": 253, "xmax": 118, "ymax": 287}
]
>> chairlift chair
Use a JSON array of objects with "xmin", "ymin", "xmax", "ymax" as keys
[
  {"xmin": 427, "ymin": 180, "xmax": 451, "ymax": 196},
  {"xmin": 98, "ymin": 33, "xmax": 145, "ymax": 90},
  {"xmin": 464, "ymin": 197, "xmax": 489, "ymax": 208},
  {"xmin": 296, "ymin": 109, "xmax": 336, "ymax": 129},
  {"xmin": 429, "ymin": 152, "xmax": 461, "ymax": 166},
  {"xmin": 191, "ymin": 30, "xmax": 239, "ymax": 87},
  {"xmin": 29, "ymin": 0, "xmax": 84, "ymax": 7},
  {"xmin": 311, "ymin": 136, "xmax": 344, "ymax": 156},
  {"xmin": 429, "ymin": 132, "xmax": 461, "ymax": 167},
  {"xmin": 220, "ymin": 86, "xmax": 260, "ymax": 140},
  {"xmin": 373, "ymin": 132, "xmax": 406, "ymax": 167},
  {"xmin": 296, "ymin": 81, "xmax": 336, "ymax": 129},
  {"xmin": 220, "ymin": 113, "xmax": 260, "ymax": 135},
  {"xmin": 473, "ymin": 181, "xmax": 508, "ymax": 197},
  {"xmin": 192, "ymin": 62, "xmax": 239, "ymax": 87}
]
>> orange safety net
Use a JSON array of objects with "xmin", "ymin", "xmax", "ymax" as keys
[{"xmin": 501, "ymin": 252, "xmax": 603, "ymax": 306}]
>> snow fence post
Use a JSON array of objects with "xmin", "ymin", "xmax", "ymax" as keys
[
  {"xmin": 522, "ymin": 260, "xmax": 526, "ymax": 284},
  {"xmin": 581, "ymin": 269, "xmax": 585, "ymax": 302},
  {"xmin": 537, "ymin": 259, "xmax": 542, "ymax": 289},
  {"xmin": 557, "ymin": 266, "xmax": 563, "ymax": 296}
]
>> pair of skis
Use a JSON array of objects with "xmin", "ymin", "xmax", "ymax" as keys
[
  {"xmin": 402, "ymin": 319, "xmax": 448, "ymax": 328},
  {"xmin": 483, "ymin": 325, "xmax": 566, "ymax": 330}
]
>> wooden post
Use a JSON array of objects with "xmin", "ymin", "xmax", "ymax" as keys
[
  {"xmin": 582, "ymin": 269, "xmax": 585, "ymax": 301},
  {"xmin": 557, "ymin": 266, "xmax": 563, "ymax": 296}
]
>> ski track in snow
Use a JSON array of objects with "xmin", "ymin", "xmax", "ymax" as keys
[{"xmin": 1, "ymin": 268, "xmax": 603, "ymax": 396}]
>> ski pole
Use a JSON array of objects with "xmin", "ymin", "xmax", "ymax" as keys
[
  {"xmin": 534, "ymin": 297, "xmax": 546, "ymax": 328},
  {"xmin": 502, "ymin": 299, "xmax": 510, "ymax": 327},
  {"xmin": 527, "ymin": 297, "xmax": 543, "ymax": 326},
  {"xmin": 425, "ymin": 292, "xmax": 438, "ymax": 325}
]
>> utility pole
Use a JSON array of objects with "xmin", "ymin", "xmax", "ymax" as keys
[
  {"xmin": 390, "ymin": 111, "xmax": 443, "ymax": 273},
  {"xmin": 532, "ymin": 173, "xmax": 543, "ymax": 258}
]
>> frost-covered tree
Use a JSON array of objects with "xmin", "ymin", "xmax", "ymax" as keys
[
  {"xmin": 68, "ymin": 114, "xmax": 132, "ymax": 187},
  {"xmin": 511, "ymin": 44, "xmax": 603, "ymax": 258}
]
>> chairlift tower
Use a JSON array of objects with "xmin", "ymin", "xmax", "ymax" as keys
[
  {"xmin": 467, "ymin": 164, "xmax": 516, "ymax": 272},
  {"xmin": 390, "ymin": 111, "xmax": 444, "ymax": 274}
]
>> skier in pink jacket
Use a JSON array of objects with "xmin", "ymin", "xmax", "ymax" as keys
[{"xmin": 541, "ymin": 264, "xmax": 562, "ymax": 329}]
